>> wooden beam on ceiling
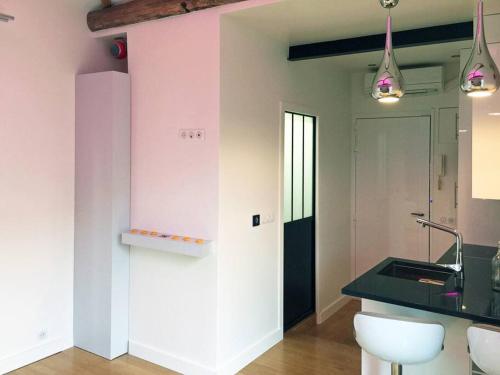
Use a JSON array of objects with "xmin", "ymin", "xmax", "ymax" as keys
[
  {"xmin": 88, "ymin": 0, "xmax": 248, "ymax": 31},
  {"xmin": 101, "ymin": 0, "xmax": 113, "ymax": 8},
  {"xmin": 288, "ymin": 21, "xmax": 473, "ymax": 61}
]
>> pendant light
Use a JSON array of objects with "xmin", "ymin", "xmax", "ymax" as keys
[
  {"xmin": 460, "ymin": 0, "xmax": 500, "ymax": 97},
  {"xmin": 379, "ymin": 0, "xmax": 399, "ymax": 7},
  {"xmin": 371, "ymin": 1, "xmax": 405, "ymax": 103}
]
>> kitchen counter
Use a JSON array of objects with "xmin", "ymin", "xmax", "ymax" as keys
[{"xmin": 342, "ymin": 244, "xmax": 500, "ymax": 325}]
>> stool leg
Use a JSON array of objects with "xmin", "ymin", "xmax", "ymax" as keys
[{"xmin": 391, "ymin": 363, "xmax": 402, "ymax": 375}]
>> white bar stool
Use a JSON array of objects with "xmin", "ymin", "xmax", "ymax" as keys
[
  {"xmin": 467, "ymin": 324, "xmax": 500, "ymax": 375},
  {"xmin": 354, "ymin": 312, "xmax": 445, "ymax": 375}
]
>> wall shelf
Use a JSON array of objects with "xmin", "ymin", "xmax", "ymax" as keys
[{"xmin": 121, "ymin": 230, "xmax": 212, "ymax": 258}]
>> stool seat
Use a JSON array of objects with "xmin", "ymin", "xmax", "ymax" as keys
[
  {"xmin": 467, "ymin": 324, "xmax": 500, "ymax": 375},
  {"xmin": 354, "ymin": 312, "xmax": 445, "ymax": 374}
]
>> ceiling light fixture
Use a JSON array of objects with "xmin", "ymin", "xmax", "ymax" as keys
[
  {"xmin": 379, "ymin": 0, "xmax": 399, "ymax": 8},
  {"xmin": 460, "ymin": 0, "xmax": 500, "ymax": 98},
  {"xmin": 371, "ymin": 0, "xmax": 405, "ymax": 104}
]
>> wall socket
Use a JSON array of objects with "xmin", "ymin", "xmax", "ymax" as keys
[
  {"xmin": 179, "ymin": 129, "xmax": 205, "ymax": 141},
  {"xmin": 38, "ymin": 329, "xmax": 48, "ymax": 340}
]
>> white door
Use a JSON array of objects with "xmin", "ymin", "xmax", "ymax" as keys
[{"xmin": 355, "ymin": 116, "xmax": 431, "ymax": 277}]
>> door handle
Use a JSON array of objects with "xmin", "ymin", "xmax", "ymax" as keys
[{"xmin": 411, "ymin": 212, "xmax": 425, "ymax": 217}]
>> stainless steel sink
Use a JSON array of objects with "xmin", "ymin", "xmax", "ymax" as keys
[{"xmin": 379, "ymin": 260, "xmax": 455, "ymax": 284}]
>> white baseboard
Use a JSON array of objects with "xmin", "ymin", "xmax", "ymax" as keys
[
  {"xmin": 129, "ymin": 340, "xmax": 217, "ymax": 375},
  {"xmin": 130, "ymin": 328, "xmax": 282, "ymax": 375},
  {"xmin": 218, "ymin": 328, "xmax": 282, "ymax": 375},
  {"xmin": 0, "ymin": 337, "xmax": 72, "ymax": 375},
  {"xmin": 317, "ymin": 296, "xmax": 352, "ymax": 324}
]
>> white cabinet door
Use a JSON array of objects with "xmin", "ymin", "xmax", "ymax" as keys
[
  {"xmin": 472, "ymin": 44, "xmax": 500, "ymax": 200},
  {"xmin": 355, "ymin": 116, "xmax": 431, "ymax": 277},
  {"xmin": 431, "ymin": 108, "xmax": 458, "ymax": 262}
]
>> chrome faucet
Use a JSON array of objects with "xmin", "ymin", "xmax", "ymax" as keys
[{"xmin": 415, "ymin": 218, "xmax": 464, "ymax": 278}]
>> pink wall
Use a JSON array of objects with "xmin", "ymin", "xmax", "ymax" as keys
[
  {"xmin": 123, "ymin": 2, "xmax": 280, "ymax": 372},
  {"xmin": 0, "ymin": 0, "xmax": 122, "ymax": 372},
  {"xmin": 127, "ymin": 14, "xmax": 220, "ymax": 240},
  {"xmin": 125, "ymin": 9, "xmax": 222, "ymax": 372}
]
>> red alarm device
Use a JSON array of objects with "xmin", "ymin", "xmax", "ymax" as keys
[{"xmin": 111, "ymin": 38, "xmax": 127, "ymax": 59}]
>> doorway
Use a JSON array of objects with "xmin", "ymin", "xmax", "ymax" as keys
[
  {"xmin": 354, "ymin": 116, "xmax": 431, "ymax": 277},
  {"xmin": 283, "ymin": 111, "xmax": 316, "ymax": 331}
]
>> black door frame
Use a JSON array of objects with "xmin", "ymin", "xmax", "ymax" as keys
[{"xmin": 282, "ymin": 110, "xmax": 317, "ymax": 332}]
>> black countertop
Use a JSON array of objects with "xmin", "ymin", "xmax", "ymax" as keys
[{"xmin": 342, "ymin": 244, "xmax": 500, "ymax": 325}]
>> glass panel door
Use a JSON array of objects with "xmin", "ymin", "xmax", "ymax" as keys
[{"xmin": 283, "ymin": 111, "xmax": 316, "ymax": 331}]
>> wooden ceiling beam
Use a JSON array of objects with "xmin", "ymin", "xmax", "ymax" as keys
[
  {"xmin": 101, "ymin": 0, "xmax": 113, "ymax": 8},
  {"xmin": 88, "ymin": 0, "xmax": 248, "ymax": 31}
]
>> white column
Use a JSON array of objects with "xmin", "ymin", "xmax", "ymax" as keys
[{"xmin": 74, "ymin": 71, "xmax": 131, "ymax": 360}]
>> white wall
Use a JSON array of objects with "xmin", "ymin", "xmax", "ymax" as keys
[
  {"xmin": 290, "ymin": 60, "xmax": 352, "ymax": 323},
  {"xmin": 457, "ymin": 13, "xmax": 500, "ymax": 247},
  {"xmin": 219, "ymin": 18, "xmax": 284, "ymax": 371},
  {"xmin": 218, "ymin": 15, "xmax": 352, "ymax": 371},
  {"xmin": 0, "ymin": 1, "xmax": 123, "ymax": 373},
  {"xmin": 290, "ymin": 60, "xmax": 353, "ymax": 326}
]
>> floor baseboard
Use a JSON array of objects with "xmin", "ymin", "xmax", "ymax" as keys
[
  {"xmin": 129, "ymin": 340, "xmax": 217, "ymax": 375},
  {"xmin": 317, "ymin": 296, "xmax": 352, "ymax": 324},
  {"xmin": 0, "ymin": 337, "xmax": 72, "ymax": 375},
  {"xmin": 218, "ymin": 328, "xmax": 282, "ymax": 375},
  {"xmin": 130, "ymin": 328, "xmax": 282, "ymax": 375}
]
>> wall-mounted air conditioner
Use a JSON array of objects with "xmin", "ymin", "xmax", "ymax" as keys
[{"xmin": 364, "ymin": 66, "xmax": 444, "ymax": 97}]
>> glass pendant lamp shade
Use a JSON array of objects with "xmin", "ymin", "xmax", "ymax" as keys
[
  {"xmin": 379, "ymin": 0, "xmax": 399, "ymax": 8},
  {"xmin": 371, "ymin": 15, "xmax": 405, "ymax": 103},
  {"xmin": 460, "ymin": 0, "xmax": 500, "ymax": 97}
]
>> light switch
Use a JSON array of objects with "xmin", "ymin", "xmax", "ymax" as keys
[
  {"xmin": 252, "ymin": 215, "xmax": 261, "ymax": 227},
  {"xmin": 261, "ymin": 213, "xmax": 275, "ymax": 224}
]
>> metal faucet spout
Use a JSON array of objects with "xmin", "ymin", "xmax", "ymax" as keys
[{"xmin": 415, "ymin": 218, "xmax": 464, "ymax": 278}]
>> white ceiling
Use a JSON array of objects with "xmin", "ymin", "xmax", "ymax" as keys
[
  {"xmin": 228, "ymin": 0, "xmax": 481, "ymax": 45},
  {"xmin": 224, "ymin": 0, "xmax": 500, "ymax": 71},
  {"xmin": 88, "ymin": 0, "xmax": 500, "ymax": 72}
]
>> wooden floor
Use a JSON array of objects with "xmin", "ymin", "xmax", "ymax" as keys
[
  {"xmin": 10, "ymin": 301, "xmax": 361, "ymax": 375},
  {"xmin": 10, "ymin": 350, "xmax": 178, "ymax": 375},
  {"xmin": 240, "ymin": 300, "xmax": 361, "ymax": 375}
]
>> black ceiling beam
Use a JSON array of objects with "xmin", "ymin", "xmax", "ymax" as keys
[{"xmin": 288, "ymin": 21, "xmax": 473, "ymax": 61}]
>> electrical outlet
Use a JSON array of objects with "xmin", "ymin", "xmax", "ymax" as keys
[
  {"xmin": 38, "ymin": 330, "xmax": 48, "ymax": 340},
  {"xmin": 195, "ymin": 129, "xmax": 205, "ymax": 140},
  {"xmin": 179, "ymin": 128, "xmax": 206, "ymax": 141}
]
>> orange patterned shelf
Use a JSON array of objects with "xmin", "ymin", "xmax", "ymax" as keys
[{"xmin": 121, "ymin": 230, "xmax": 212, "ymax": 258}]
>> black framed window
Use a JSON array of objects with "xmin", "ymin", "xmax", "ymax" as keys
[{"xmin": 284, "ymin": 112, "xmax": 315, "ymax": 223}]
